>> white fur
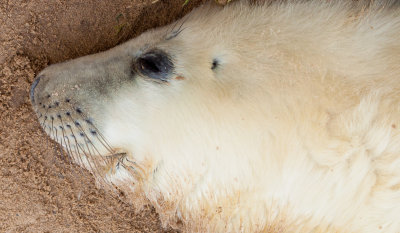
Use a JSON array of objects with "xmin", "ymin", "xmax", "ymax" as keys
[{"xmin": 98, "ymin": 1, "xmax": 400, "ymax": 232}]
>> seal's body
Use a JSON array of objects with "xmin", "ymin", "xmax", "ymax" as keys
[{"xmin": 30, "ymin": 1, "xmax": 400, "ymax": 232}]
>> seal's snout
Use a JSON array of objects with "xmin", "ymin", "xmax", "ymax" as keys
[{"xmin": 30, "ymin": 75, "xmax": 42, "ymax": 104}]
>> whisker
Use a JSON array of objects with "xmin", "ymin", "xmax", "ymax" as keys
[
  {"xmin": 71, "ymin": 118, "xmax": 111, "ymax": 166},
  {"xmin": 71, "ymin": 142, "xmax": 88, "ymax": 173},
  {"xmin": 54, "ymin": 127, "xmax": 66, "ymax": 161},
  {"xmin": 59, "ymin": 117, "xmax": 86, "ymax": 170},
  {"xmin": 50, "ymin": 118, "xmax": 66, "ymax": 162},
  {"xmin": 63, "ymin": 105, "xmax": 132, "ymax": 191},
  {"xmin": 69, "ymin": 108, "xmax": 116, "ymax": 155},
  {"xmin": 67, "ymin": 124, "xmax": 112, "ymax": 188},
  {"xmin": 41, "ymin": 107, "xmax": 50, "ymax": 126},
  {"xmin": 54, "ymin": 129, "xmax": 88, "ymax": 201},
  {"xmin": 119, "ymin": 158, "xmax": 164, "ymax": 198},
  {"xmin": 40, "ymin": 114, "xmax": 65, "ymax": 178},
  {"xmin": 175, "ymin": 17, "xmax": 188, "ymax": 35},
  {"xmin": 68, "ymin": 127, "xmax": 97, "ymax": 173},
  {"xmin": 50, "ymin": 117, "xmax": 54, "ymax": 134},
  {"xmin": 93, "ymin": 133, "xmax": 115, "ymax": 154},
  {"xmin": 41, "ymin": 123, "xmax": 51, "ymax": 163},
  {"xmin": 76, "ymin": 142, "xmax": 115, "ymax": 190},
  {"xmin": 165, "ymin": 13, "xmax": 190, "ymax": 40},
  {"xmin": 125, "ymin": 157, "xmax": 146, "ymax": 178},
  {"xmin": 60, "ymin": 127, "xmax": 82, "ymax": 171},
  {"xmin": 81, "ymin": 133, "xmax": 101, "ymax": 168},
  {"xmin": 63, "ymin": 107, "xmax": 111, "ymax": 181},
  {"xmin": 65, "ymin": 135, "xmax": 86, "ymax": 172},
  {"xmin": 81, "ymin": 137, "xmax": 106, "ymax": 177},
  {"xmin": 119, "ymin": 161, "xmax": 141, "ymax": 180},
  {"xmin": 83, "ymin": 119, "xmax": 115, "ymax": 153},
  {"xmin": 165, "ymin": 18, "xmax": 181, "ymax": 39},
  {"xmin": 84, "ymin": 140, "xmax": 114, "ymax": 187}
]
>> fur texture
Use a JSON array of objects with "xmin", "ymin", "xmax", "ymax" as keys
[{"xmin": 31, "ymin": 1, "xmax": 400, "ymax": 232}]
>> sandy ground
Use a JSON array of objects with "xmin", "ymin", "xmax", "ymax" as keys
[{"xmin": 0, "ymin": 0, "xmax": 204, "ymax": 232}]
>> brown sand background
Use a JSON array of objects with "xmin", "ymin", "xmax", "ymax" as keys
[{"xmin": 0, "ymin": 0, "xmax": 205, "ymax": 232}]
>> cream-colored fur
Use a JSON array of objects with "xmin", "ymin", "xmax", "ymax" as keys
[{"xmin": 33, "ymin": 0, "xmax": 400, "ymax": 232}]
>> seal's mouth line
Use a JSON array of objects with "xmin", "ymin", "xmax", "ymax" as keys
[
  {"xmin": 105, "ymin": 151, "xmax": 128, "ymax": 159},
  {"xmin": 58, "ymin": 141, "xmax": 128, "ymax": 158}
]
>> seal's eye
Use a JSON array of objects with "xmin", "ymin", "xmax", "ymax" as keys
[
  {"xmin": 136, "ymin": 50, "xmax": 174, "ymax": 82},
  {"xmin": 211, "ymin": 58, "xmax": 219, "ymax": 70}
]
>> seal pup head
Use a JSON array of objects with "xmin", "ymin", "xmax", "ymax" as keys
[
  {"xmin": 30, "ymin": 1, "xmax": 284, "ymax": 228},
  {"xmin": 30, "ymin": 1, "xmax": 256, "ymax": 202},
  {"xmin": 29, "ymin": 0, "xmax": 400, "ymax": 232}
]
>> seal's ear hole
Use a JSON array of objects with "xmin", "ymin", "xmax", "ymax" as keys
[
  {"xmin": 136, "ymin": 50, "xmax": 174, "ymax": 81},
  {"xmin": 211, "ymin": 58, "xmax": 219, "ymax": 70}
]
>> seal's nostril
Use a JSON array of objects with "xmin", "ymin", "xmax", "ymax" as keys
[{"xmin": 30, "ymin": 75, "xmax": 42, "ymax": 103}]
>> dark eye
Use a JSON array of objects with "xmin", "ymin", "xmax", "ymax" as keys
[
  {"xmin": 136, "ymin": 50, "xmax": 174, "ymax": 81},
  {"xmin": 211, "ymin": 58, "xmax": 219, "ymax": 70}
]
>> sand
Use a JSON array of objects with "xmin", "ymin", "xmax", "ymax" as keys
[{"xmin": 0, "ymin": 0, "xmax": 204, "ymax": 232}]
